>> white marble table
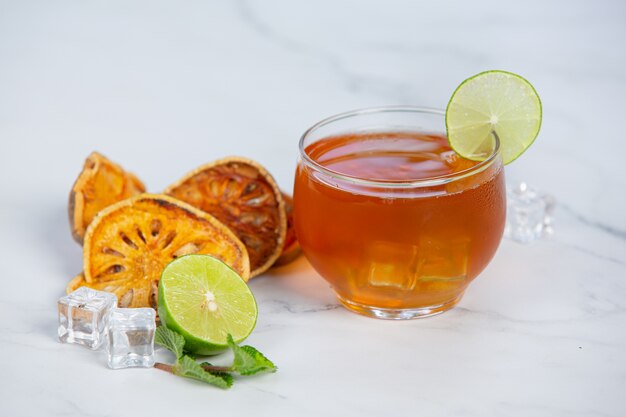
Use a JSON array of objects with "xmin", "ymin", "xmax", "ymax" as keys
[{"xmin": 1, "ymin": 1, "xmax": 624, "ymax": 416}]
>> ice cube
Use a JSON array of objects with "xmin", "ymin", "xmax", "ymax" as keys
[
  {"xmin": 417, "ymin": 237, "xmax": 469, "ymax": 282},
  {"xmin": 365, "ymin": 241, "xmax": 419, "ymax": 290},
  {"xmin": 58, "ymin": 287, "xmax": 117, "ymax": 350},
  {"xmin": 505, "ymin": 182, "xmax": 555, "ymax": 244},
  {"xmin": 364, "ymin": 237, "xmax": 471, "ymax": 290},
  {"xmin": 107, "ymin": 308, "xmax": 156, "ymax": 369}
]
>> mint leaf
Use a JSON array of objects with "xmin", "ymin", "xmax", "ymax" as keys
[
  {"xmin": 173, "ymin": 356, "xmax": 233, "ymax": 389},
  {"xmin": 154, "ymin": 326, "xmax": 185, "ymax": 360},
  {"xmin": 154, "ymin": 331, "xmax": 277, "ymax": 387},
  {"xmin": 227, "ymin": 334, "xmax": 277, "ymax": 375},
  {"xmin": 200, "ymin": 362, "xmax": 234, "ymax": 385}
]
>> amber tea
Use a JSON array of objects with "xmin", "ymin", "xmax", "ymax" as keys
[{"xmin": 294, "ymin": 108, "xmax": 506, "ymax": 319}]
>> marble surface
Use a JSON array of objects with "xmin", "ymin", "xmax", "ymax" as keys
[{"xmin": 1, "ymin": 0, "xmax": 625, "ymax": 416}]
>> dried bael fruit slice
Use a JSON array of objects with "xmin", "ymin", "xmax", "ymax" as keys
[
  {"xmin": 165, "ymin": 157, "xmax": 287, "ymax": 278},
  {"xmin": 69, "ymin": 152, "xmax": 145, "ymax": 244},
  {"xmin": 81, "ymin": 194, "xmax": 250, "ymax": 308},
  {"xmin": 273, "ymin": 193, "xmax": 301, "ymax": 267},
  {"xmin": 66, "ymin": 273, "xmax": 87, "ymax": 294}
]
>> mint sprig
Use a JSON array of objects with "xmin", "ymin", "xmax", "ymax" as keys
[{"xmin": 154, "ymin": 326, "xmax": 276, "ymax": 389}]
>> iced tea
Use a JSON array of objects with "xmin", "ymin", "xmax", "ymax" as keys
[{"xmin": 294, "ymin": 116, "xmax": 506, "ymax": 319}]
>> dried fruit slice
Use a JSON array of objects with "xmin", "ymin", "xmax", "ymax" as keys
[
  {"xmin": 165, "ymin": 157, "xmax": 287, "ymax": 277},
  {"xmin": 81, "ymin": 194, "xmax": 250, "ymax": 308},
  {"xmin": 69, "ymin": 152, "xmax": 145, "ymax": 244},
  {"xmin": 273, "ymin": 193, "xmax": 301, "ymax": 267},
  {"xmin": 66, "ymin": 273, "xmax": 160, "ymax": 321},
  {"xmin": 66, "ymin": 273, "xmax": 87, "ymax": 294}
]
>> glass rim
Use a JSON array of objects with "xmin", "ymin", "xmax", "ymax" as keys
[{"xmin": 298, "ymin": 105, "xmax": 501, "ymax": 188}]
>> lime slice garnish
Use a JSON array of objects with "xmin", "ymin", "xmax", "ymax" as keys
[
  {"xmin": 158, "ymin": 254, "xmax": 258, "ymax": 355},
  {"xmin": 445, "ymin": 70, "xmax": 542, "ymax": 164}
]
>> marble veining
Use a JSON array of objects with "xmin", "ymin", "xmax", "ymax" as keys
[
  {"xmin": 235, "ymin": 0, "xmax": 431, "ymax": 102},
  {"xmin": 559, "ymin": 204, "xmax": 626, "ymax": 241}
]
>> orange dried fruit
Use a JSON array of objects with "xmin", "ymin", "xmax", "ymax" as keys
[
  {"xmin": 69, "ymin": 152, "xmax": 145, "ymax": 244},
  {"xmin": 80, "ymin": 194, "xmax": 250, "ymax": 308},
  {"xmin": 273, "ymin": 193, "xmax": 302, "ymax": 267},
  {"xmin": 165, "ymin": 157, "xmax": 287, "ymax": 278},
  {"xmin": 66, "ymin": 273, "xmax": 87, "ymax": 294}
]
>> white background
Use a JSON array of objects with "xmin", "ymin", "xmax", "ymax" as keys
[{"xmin": 1, "ymin": 1, "xmax": 625, "ymax": 416}]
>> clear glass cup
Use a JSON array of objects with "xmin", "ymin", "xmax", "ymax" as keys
[{"xmin": 293, "ymin": 107, "xmax": 506, "ymax": 319}]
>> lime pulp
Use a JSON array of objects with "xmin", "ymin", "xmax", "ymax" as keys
[
  {"xmin": 445, "ymin": 70, "xmax": 542, "ymax": 165},
  {"xmin": 158, "ymin": 254, "xmax": 258, "ymax": 355}
]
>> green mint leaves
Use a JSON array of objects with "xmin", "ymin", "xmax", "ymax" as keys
[
  {"xmin": 155, "ymin": 325, "xmax": 185, "ymax": 360},
  {"xmin": 174, "ymin": 356, "xmax": 233, "ymax": 389},
  {"xmin": 228, "ymin": 334, "xmax": 277, "ymax": 375},
  {"xmin": 154, "ymin": 326, "xmax": 276, "ymax": 389}
]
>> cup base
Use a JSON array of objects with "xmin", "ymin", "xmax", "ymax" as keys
[{"xmin": 336, "ymin": 293, "xmax": 463, "ymax": 320}]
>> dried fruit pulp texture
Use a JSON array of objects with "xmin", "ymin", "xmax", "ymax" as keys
[
  {"xmin": 167, "ymin": 161, "xmax": 285, "ymax": 276},
  {"xmin": 294, "ymin": 132, "xmax": 506, "ymax": 309},
  {"xmin": 70, "ymin": 152, "xmax": 145, "ymax": 242},
  {"xmin": 83, "ymin": 196, "xmax": 249, "ymax": 308},
  {"xmin": 79, "ymin": 160, "xmax": 143, "ymax": 226}
]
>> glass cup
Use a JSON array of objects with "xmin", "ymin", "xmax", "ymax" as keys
[{"xmin": 293, "ymin": 107, "xmax": 506, "ymax": 319}]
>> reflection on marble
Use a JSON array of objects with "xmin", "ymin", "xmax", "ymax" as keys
[{"xmin": 0, "ymin": 0, "xmax": 625, "ymax": 416}]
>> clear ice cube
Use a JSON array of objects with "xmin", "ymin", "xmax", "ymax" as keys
[
  {"xmin": 505, "ymin": 182, "xmax": 555, "ymax": 244},
  {"xmin": 107, "ymin": 308, "xmax": 156, "ymax": 369},
  {"xmin": 365, "ymin": 241, "xmax": 419, "ymax": 290},
  {"xmin": 417, "ymin": 237, "xmax": 469, "ymax": 283},
  {"xmin": 364, "ymin": 237, "xmax": 470, "ymax": 290},
  {"xmin": 58, "ymin": 287, "xmax": 117, "ymax": 350}
]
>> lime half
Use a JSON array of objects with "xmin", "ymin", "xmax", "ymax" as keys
[
  {"xmin": 446, "ymin": 70, "xmax": 542, "ymax": 164},
  {"xmin": 158, "ymin": 254, "xmax": 258, "ymax": 355}
]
